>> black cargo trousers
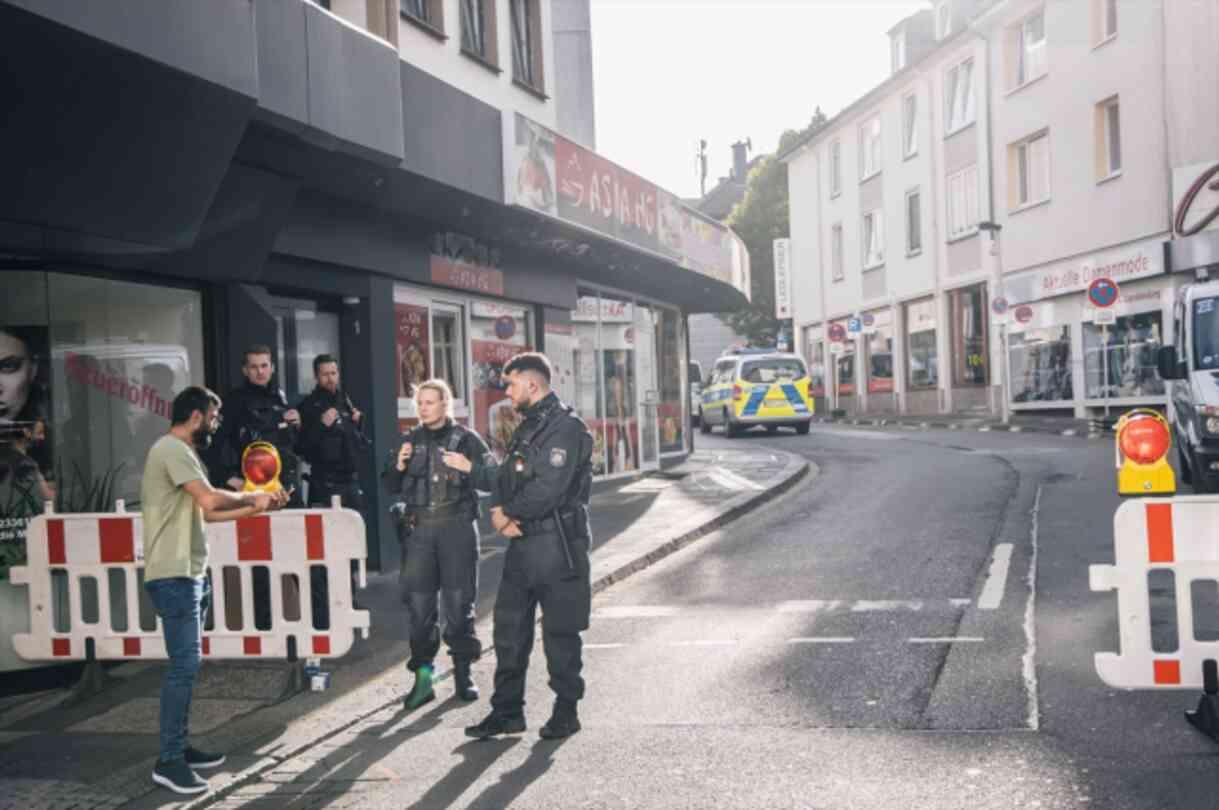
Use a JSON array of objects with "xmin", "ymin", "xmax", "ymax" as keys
[
  {"xmin": 398, "ymin": 507, "xmax": 482, "ymax": 671},
  {"xmin": 490, "ymin": 506, "xmax": 592, "ymax": 716}
]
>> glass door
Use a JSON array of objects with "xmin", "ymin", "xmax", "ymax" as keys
[
  {"xmin": 635, "ymin": 304, "xmax": 660, "ymax": 471},
  {"xmin": 269, "ymin": 296, "xmax": 341, "ymax": 405}
]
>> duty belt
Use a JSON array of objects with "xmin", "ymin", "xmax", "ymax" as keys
[
  {"xmin": 411, "ymin": 501, "xmax": 471, "ymax": 523},
  {"xmin": 520, "ymin": 508, "xmax": 582, "ymax": 536}
]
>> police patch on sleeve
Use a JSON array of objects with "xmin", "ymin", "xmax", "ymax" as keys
[{"xmin": 550, "ymin": 447, "xmax": 568, "ymax": 468}]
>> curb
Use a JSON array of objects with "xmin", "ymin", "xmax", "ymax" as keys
[
  {"xmin": 178, "ymin": 450, "xmax": 812, "ymax": 809},
  {"xmin": 811, "ymin": 415, "xmax": 1117, "ymax": 439}
]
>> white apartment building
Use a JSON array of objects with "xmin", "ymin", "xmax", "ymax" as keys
[{"xmin": 784, "ymin": 0, "xmax": 1219, "ymax": 419}]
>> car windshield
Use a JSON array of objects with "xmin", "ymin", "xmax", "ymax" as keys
[
  {"xmin": 1195, "ymin": 297, "xmax": 1219, "ymax": 370},
  {"xmin": 740, "ymin": 358, "xmax": 806, "ymax": 383}
]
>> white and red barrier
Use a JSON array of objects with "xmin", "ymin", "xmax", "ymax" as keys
[
  {"xmin": 9, "ymin": 499, "xmax": 370, "ymax": 663},
  {"xmin": 1091, "ymin": 495, "xmax": 1219, "ymax": 689}
]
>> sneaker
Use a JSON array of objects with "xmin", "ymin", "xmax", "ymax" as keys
[
  {"xmin": 184, "ymin": 746, "xmax": 226, "ymax": 769},
  {"xmin": 464, "ymin": 711, "xmax": 526, "ymax": 739},
  {"xmin": 152, "ymin": 759, "xmax": 209, "ymax": 795}
]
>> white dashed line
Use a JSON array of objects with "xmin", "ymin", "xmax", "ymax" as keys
[
  {"xmin": 1024, "ymin": 486, "xmax": 1043, "ymax": 731},
  {"xmin": 787, "ymin": 637, "xmax": 856, "ymax": 644},
  {"xmin": 584, "ymin": 643, "xmax": 628, "ymax": 650},
  {"xmin": 978, "ymin": 543, "xmax": 1014, "ymax": 610},
  {"xmin": 593, "ymin": 606, "xmax": 683, "ymax": 618},
  {"xmin": 668, "ymin": 640, "xmax": 738, "ymax": 647}
]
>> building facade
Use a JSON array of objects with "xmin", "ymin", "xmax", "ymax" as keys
[
  {"xmin": 784, "ymin": 0, "xmax": 1219, "ymax": 420},
  {"xmin": 0, "ymin": 0, "xmax": 749, "ymax": 624}
]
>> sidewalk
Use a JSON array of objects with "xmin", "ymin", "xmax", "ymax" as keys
[
  {"xmin": 813, "ymin": 411, "xmax": 1124, "ymax": 438},
  {"xmin": 0, "ymin": 445, "xmax": 809, "ymax": 810}
]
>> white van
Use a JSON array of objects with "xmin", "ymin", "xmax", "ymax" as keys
[{"xmin": 1159, "ymin": 278, "xmax": 1219, "ymax": 493}]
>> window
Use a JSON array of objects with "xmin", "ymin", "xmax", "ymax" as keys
[
  {"xmin": 906, "ymin": 189, "xmax": 923, "ymax": 255},
  {"xmin": 902, "ymin": 93, "xmax": 918, "ymax": 158},
  {"xmin": 836, "ymin": 341, "xmax": 856, "ymax": 396},
  {"xmin": 401, "ymin": 0, "xmax": 443, "ymax": 32},
  {"xmin": 804, "ymin": 331, "xmax": 826, "ymax": 397},
  {"xmin": 470, "ymin": 301, "xmax": 533, "ymax": 456},
  {"xmin": 510, "ymin": 0, "xmax": 544, "ymax": 92},
  {"xmin": 1012, "ymin": 132, "xmax": 1051, "ymax": 208},
  {"xmin": 1010, "ymin": 326, "xmax": 1073, "ymax": 403},
  {"xmin": 860, "ymin": 116, "xmax": 881, "ymax": 180},
  {"xmin": 866, "ymin": 317, "xmax": 894, "ymax": 394},
  {"xmin": 1194, "ymin": 297, "xmax": 1219, "ymax": 370},
  {"xmin": 1084, "ymin": 312, "xmax": 1165, "ymax": 398},
  {"xmin": 905, "ymin": 298, "xmax": 938, "ymax": 389},
  {"xmin": 831, "ymin": 223, "xmax": 845, "ymax": 282},
  {"xmin": 862, "ymin": 210, "xmax": 885, "ymax": 269},
  {"xmin": 947, "ymin": 165, "xmax": 979, "ymax": 238},
  {"xmin": 461, "ymin": 0, "xmax": 498, "ymax": 65},
  {"xmin": 950, "ymin": 284, "xmax": 988, "ymax": 385},
  {"xmin": 430, "ymin": 306, "xmax": 466, "ymax": 401},
  {"xmin": 1016, "ymin": 10, "xmax": 1047, "ymax": 86},
  {"xmin": 936, "ymin": 1, "xmax": 952, "ymax": 40},
  {"xmin": 1096, "ymin": 97, "xmax": 1121, "ymax": 179},
  {"xmin": 830, "ymin": 141, "xmax": 842, "ymax": 196},
  {"xmin": 891, "ymin": 30, "xmax": 907, "ymax": 73},
  {"xmin": 945, "ymin": 58, "xmax": 975, "ymax": 133},
  {"xmin": 741, "ymin": 358, "xmax": 807, "ymax": 384}
]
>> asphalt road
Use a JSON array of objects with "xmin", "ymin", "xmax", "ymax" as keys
[{"xmin": 209, "ymin": 424, "xmax": 1219, "ymax": 810}]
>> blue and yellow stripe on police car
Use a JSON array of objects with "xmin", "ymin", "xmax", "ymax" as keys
[{"xmin": 737, "ymin": 383, "xmax": 811, "ymax": 417}]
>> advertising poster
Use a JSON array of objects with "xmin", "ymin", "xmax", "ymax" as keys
[
  {"xmin": 0, "ymin": 325, "xmax": 52, "ymax": 579},
  {"xmin": 473, "ymin": 340, "xmax": 526, "ymax": 457},
  {"xmin": 395, "ymin": 303, "xmax": 430, "ymax": 400}
]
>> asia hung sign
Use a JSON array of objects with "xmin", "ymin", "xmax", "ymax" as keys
[
  {"xmin": 773, "ymin": 238, "xmax": 792, "ymax": 319},
  {"xmin": 503, "ymin": 112, "xmax": 740, "ymax": 292}
]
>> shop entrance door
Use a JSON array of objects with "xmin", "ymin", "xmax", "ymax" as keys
[
  {"xmin": 269, "ymin": 297, "xmax": 342, "ymax": 405},
  {"xmin": 635, "ymin": 305, "xmax": 660, "ymax": 472}
]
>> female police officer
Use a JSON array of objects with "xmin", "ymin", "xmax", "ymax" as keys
[{"xmin": 382, "ymin": 379, "xmax": 493, "ymax": 709}]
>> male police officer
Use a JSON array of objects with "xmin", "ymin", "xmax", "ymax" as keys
[
  {"xmin": 382, "ymin": 379, "xmax": 492, "ymax": 708},
  {"xmin": 297, "ymin": 354, "xmax": 370, "ymax": 627},
  {"xmin": 444, "ymin": 352, "xmax": 594, "ymax": 740}
]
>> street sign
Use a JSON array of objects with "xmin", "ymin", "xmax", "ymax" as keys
[
  {"xmin": 1014, "ymin": 305, "xmax": 1034, "ymax": 324},
  {"xmin": 829, "ymin": 342, "xmax": 844, "ymax": 354},
  {"xmin": 828, "ymin": 323, "xmax": 847, "ymax": 342},
  {"xmin": 1093, "ymin": 308, "xmax": 1116, "ymax": 325},
  {"xmin": 1087, "ymin": 277, "xmax": 1120, "ymax": 309},
  {"xmin": 991, "ymin": 296, "xmax": 1009, "ymax": 316},
  {"xmin": 773, "ymin": 238, "xmax": 792, "ymax": 319},
  {"xmin": 847, "ymin": 317, "xmax": 862, "ymax": 335}
]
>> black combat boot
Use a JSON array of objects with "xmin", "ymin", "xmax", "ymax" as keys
[
  {"xmin": 464, "ymin": 711, "xmax": 526, "ymax": 739},
  {"xmin": 453, "ymin": 660, "xmax": 479, "ymax": 702},
  {"xmin": 539, "ymin": 700, "xmax": 580, "ymax": 739}
]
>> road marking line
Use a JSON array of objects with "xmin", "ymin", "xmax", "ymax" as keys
[
  {"xmin": 669, "ymin": 639, "xmax": 737, "ymax": 647},
  {"xmin": 978, "ymin": 543, "xmax": 1014, "ymax": 610},
  {"xmin": 702, "ymin": 466, "xmax": 765, "ymax": 492},
  {"xmin": 584, "ymin": 643, "xmax": 627, "ymax": 650},
  {"xmin": 593, "ymin": 606, "xmax": 683, "ymax": 618},
  {"xmin": 908, "ymin": 637, "xmax": 985, "ymax": 643},
  {"xmin": 787, "ymin": 637, "xmax": 855, "ymax": 644},
  {"xmin": 852, "ymin": 600, "xmax": 924, "ymax": 612},
  {"xmin": 1024, "ymin": 486, "xmax": 1042, "ymax": 731},
  {"xmin": 777, "ymin": 600, "xmax": 841, "ymax": 613},
  {"xmin": 950, "ymin": 598, "xmax": 972, "ymax": 607}
]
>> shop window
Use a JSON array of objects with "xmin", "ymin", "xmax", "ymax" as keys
[
  {"xmin": 950, "ymin": 285, "xmax": 988, "ymax": 385},
  {"xmin": 904, "ymin": 298, "xmax": 938, "ymax": 389},
  {"xmin": 836, "ymin": 343, "xmax": 856, "ymax": 396},
  {"xmin": 430, "ymin": 307, "xmax": 466, "ymax": 401},
  {"xmin": 867, "ymin": 327, "xmax": 895, "ymax": 394},
  {"xmin": 1, "ymin": 271, "xmax": 204, "ymax": 579},
  {"xmin": 470, "ymin": 301, "xmax": 532, "ymax": 457},
  {"xmin": 655, "ymin": 308, "xmax": 685, "ymax": 454},
  {"xmin": 600, "ymin": 292, "xmax": 639, "ymax": 475},
  {"xmin": 1010, "ymin": 326, "xmax": 1073, "ymax": 403},
  {"xmin": 804, "ymin": 333, "xmax": 826, "ymax": 397},
  {"xmin": 572, "ymin": 290, "xmax": 606, "ymax": 476},
  {"xmin": 1084, "ymin": 312, "xmax": 1165, "ymax": 398}
]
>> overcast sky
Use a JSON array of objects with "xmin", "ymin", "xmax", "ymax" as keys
[{"xmin": 589, "ymin": 0, "xmax": 927, "ymax": 200}]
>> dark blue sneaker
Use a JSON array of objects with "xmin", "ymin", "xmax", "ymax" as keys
[
  {"xmin": 152, "ymin": 758, "xmax": 209, "ymax": 795},
  {"xmin": 185, "ymin": 746, "xmax": 226, "ymax": 769}
]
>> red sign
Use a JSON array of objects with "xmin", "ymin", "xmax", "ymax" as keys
[
  {"xmin": 556, "ymin": 137, "xmax": 658, "ymax": 252},
  {"xmin": 430, "ymin": 255, "xmax": 504, "ymax": 296},
  {"xmin": 1014, "ymin": 305, "xmax": 1034, "ymax": 324},
  {"xmin": 1175, "ymin": 162, "xmax": 1219, "ymax": 237},
  {"xmin": 1087, "ymin": 277, "xmax": 1119, "ymax": 309},
  {"xmin": 827, "ymin": 323, "xmax": 847, "ymax": 342},
  {"xmin": 868, "ymin": 377, "xmax": 895, "ymax": 394}
]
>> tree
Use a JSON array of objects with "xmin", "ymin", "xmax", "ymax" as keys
[{"xmin": 719, "ymin": 108, "xmax": 828, "ymax": 345}]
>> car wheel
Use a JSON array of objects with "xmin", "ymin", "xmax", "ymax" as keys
[
  {"xmin": 700, "ymin": 415, "xmax": 711, "ymax": 434},
  {"xmin": 795, "ymin": 421, "xmax": 810, "ymax": 435},
  {"xmin": 725, "ymin": 417, "xmax": 741, "ymax": 438},
  {"xmin": 766, "ymin": 425, "xmax": 778, "ymax": 434},
  {"xmin": 1193, "ymin": 451, "xmax": 1218, "ymax": 493}
]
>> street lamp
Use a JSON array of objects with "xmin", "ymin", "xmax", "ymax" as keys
[{"xmin": 977, "ymin": 221, "xmax": 1010, "ymax": 425}]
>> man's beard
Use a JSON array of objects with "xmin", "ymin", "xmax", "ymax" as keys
[{"xmin": 192, "ymin": 425, "xmax": 214, "ymax": 449}]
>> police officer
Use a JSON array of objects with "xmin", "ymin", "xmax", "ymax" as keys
[
  {"xmin": 297, "ymin": 354, "xmax": 370, "ymax": 627},
  {"xmin": 217, "ymin": 345, "xmax": 301, "ymax": 630},
  {"xmin": 382, "ymin": 379, "xmax": 492, "ymax": 709},
  {"xmin": 445, "ymin": 352, "xmax": 593, "ymax": 741}
]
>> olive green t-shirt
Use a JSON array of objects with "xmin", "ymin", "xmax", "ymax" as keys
[{"xmin": 141, "ymin": 434, "xmax": 208, "ymax": 582}]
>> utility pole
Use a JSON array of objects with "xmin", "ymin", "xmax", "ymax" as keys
[{"xmin": 696, "ymin": 138, "xmax": 708, "ymax": 198}]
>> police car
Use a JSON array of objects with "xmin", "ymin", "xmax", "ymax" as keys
[{"xmin": 699, "ymin": 349, "xmax": 814, "ymax": 437}]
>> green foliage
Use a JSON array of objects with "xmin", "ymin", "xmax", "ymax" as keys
[{"xmin": 719, "ymin": 108, "xmax": 829, "ymax": 345}]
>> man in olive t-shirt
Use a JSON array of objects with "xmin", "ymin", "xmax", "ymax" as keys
[{"xmin": 141, "ymin": 387, "xmax": 286, "ymax": 797}]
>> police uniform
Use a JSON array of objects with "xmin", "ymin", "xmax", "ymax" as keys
[
  {"xmin": 217, "ymin": 379, "xmax": 302, "ymax": 631},
  {"xmin": 471, "ymin": 391, "xmax": 594, "ymax": 733},
  {"xmin": 382, "ymin": 419, "xmax": 492, "ymax": 695},
  {"xmin": 297, "ymin": 387, "xmax": 369, "ymax": 510}
]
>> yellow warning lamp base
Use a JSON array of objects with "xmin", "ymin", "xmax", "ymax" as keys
[
  {"xmin": 241, "ymin": 441, "xmax": 284, "ymax": 493},
  {"xmin": 1115, "ymin": 409, "xmax": 1177, "ymax": 496}
]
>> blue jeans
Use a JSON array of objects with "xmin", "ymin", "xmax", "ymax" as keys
[{"xmin": 145, "ymin": 576, "xmax": 209, "ymax": 763}]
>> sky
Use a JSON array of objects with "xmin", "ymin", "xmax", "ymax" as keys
[{"xmin": 589, "ymin": 0, "xmax": 927, "ymax": 200}]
